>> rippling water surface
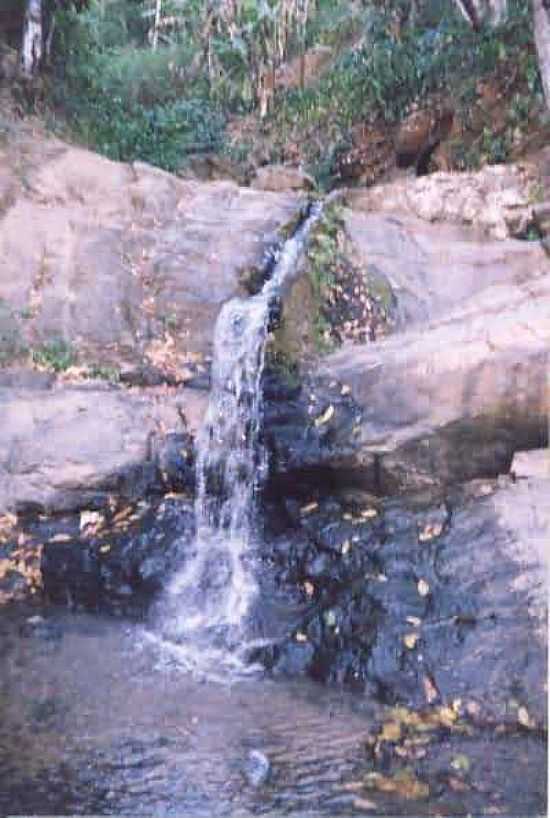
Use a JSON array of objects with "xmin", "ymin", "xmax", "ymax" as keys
[{"xmin": 0, "ymin": 606, "xmax": 380, "ymax": 816}]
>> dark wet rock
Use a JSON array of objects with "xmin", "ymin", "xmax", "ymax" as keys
[
  {"xmin": 242, "ymin": 750, "xmax": 271, "ymax": 787},
  {"xmin": 273, "ymin": 640, "xmax": 316, "ymax": 676},
  {"xmin": 41, "ymin": 497, "xmax": 195, "ymax": 615},
  {"xmin": 19, "ymin": 614, "xmax": 63, "ymax": 640},
  {"xmin": 261, "ymin": 472, "xmax": 548, "ymax": 723}
]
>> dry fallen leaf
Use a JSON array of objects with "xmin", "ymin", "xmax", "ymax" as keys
[
  {"xmin": 360, "ymin": 508, "xmax": 378, "ymax": 519},
  {"xmin": 380, "ymin": 721, "xmax": 402, "ymax": 742},
  {"xmin": 48, "ymin": 533, "xmax": 72, "ymax": 543},
  {"xmin": 418, "ymin": 522, "xmax": 443, "ymax": 542},
  {"xmin": 450, "ymin": 754, "xmax": 471, "ymax": 773},
  {"xmin": 365, "ymin": 769, "xmax": 429, "ymax": 800},
  {"xmin": 314, "ymin": 405, "xmax": 335, "ymax": 427},
  {"xmin": 403, "ymin": 633, "xmax": 419, "ymax": 650},
  {"xmin": 300, "ymin": 501, "xmax": 318, "ymax": 515}
]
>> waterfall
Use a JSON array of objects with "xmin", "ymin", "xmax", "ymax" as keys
[{"xmin": 148, "ymin": 202, "xmax": 323, "ymax": 679}]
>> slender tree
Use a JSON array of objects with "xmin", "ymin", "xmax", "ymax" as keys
[
  {"xmin": 453, "ymin": 0, "xmax": 507, "ymax": 28},
  {"xmin": 21, "ymin": 0, "xmax": 43, "ymax": 76},
  {"xmin": 533, "ymin": 0, "xmax": 550, "ymax": 110}
]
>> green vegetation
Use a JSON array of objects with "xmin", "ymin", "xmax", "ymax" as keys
[
  {"xmin": 31, "ymin": 338, "xmax": 77, "ymax": 372},
  {"xmin": 264, "ymin": 0, "xmax": 543, "ymax": 179},
  {"xmin": 306, "ymin": 205, "xmax": 345, "ymax": 353},
  {"xmin": 10, "ymin": 0, "xmax": 546, "ymax": 182},
  {"xmin": 85, "ymin": 364, "xmax": 121, "ymax": 383}
]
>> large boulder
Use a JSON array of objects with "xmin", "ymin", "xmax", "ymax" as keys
[
  {"xmin": 318, "ymin": 269, "xmax": 549, "ymax": 490},
  {"xmin": 0, "ymin": 134, "xmax": 305, "ymax": 512},
  {"xmin": 0, "ymin": 138, "xmax": 302, "ymax": 377},
  {"xmin": 0, "ymin": 383, "xmax": 207, "ymax": 513},
  {"xmin": 268, "ymin": 199, "xmax": 550, "ymax": 491},
  {"xmin": 343, "ymin": 209, "xmax": 548, "ymax": 327},
  {"xmin": 346, "ymin": 163, "xmax": 539, "ymax": 239}
]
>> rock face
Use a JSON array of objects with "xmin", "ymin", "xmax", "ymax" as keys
[
  {"xmin": 346, "ymin": 163, "xmax": 539, "ymax": 239},
  {"xmin": 395, "ymin": 104, "xmax": 454, "ymax": 174},
  {"xmin": 0, "ymin": 135, "xmax": 304, "ymax": 513},
  {"xmin": 0, "ymin": 137, "xmax": 302, "ymax": 376},
  {"xmin": 269, "ymin": 189, "xmax": 549, "ymax": 492},
  {"xmin": 0, "ymin": 383, "xmax": 206, "ymax": 512},
  {"xmin": 262, "ymin": 464, "xmax": 548, "ymax": 725},
  {"xmin": 250, "ymin": 165, "xmax": 314, "ymax": 192}
]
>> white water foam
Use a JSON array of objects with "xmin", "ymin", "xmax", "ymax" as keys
[{"xmin": 148, "ymin": 202, "xmax": 323, "ymax": 679}]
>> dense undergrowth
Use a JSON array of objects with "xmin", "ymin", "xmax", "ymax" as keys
[{"xmin": 27, "ymin": 0, "xmax": 547, "ymax": 181}]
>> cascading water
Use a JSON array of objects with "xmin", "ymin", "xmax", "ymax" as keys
[{"xmin": 149, "ymin": 202, "xmax": 323, "ymax": 679}]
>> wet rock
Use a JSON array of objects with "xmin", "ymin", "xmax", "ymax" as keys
[
  {"xmin": 19, "ymin": 614, "xmax": 62, "ymax": 640},
  {"xmin": 263, "ymin": 474, "xmax": 547, "ymax": 721},
  {"xmin": 273, "ymin": 640, "xmax": 315, "ymax": 676},
  {"xmin": 41, "ymin": 497, "xmax": 194, "ymax": 615},
  {"xmin": 243, "ymin": 750, "xmax": 271, "ymax": 787}
]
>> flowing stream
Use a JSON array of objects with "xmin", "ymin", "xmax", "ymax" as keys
[{"xmin": 149, "ymin": 202, "xmax": 323, "ymax": 679}]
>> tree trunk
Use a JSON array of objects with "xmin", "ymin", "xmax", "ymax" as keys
[
  {"xmin": 21, "ymin": 0, "xmax": 43, "ymax": 77},
  {"xmin": 533, "ymin": 0, "xmax": 550, "ymax": 110},
  {"xmin": 151, "ymin": 0, "xmax": 162, "ymax": 50},
  {"xmin": 453, "ymin": 0, "xmax": 507, "ymax": 29}
]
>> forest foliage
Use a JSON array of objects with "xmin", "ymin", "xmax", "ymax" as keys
[{"xmin": 36, "ymin": 0, "xmax": 545, "ymax": 177}]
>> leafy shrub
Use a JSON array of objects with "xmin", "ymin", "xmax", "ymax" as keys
[
  {"xmin": 49, "ymin": 3, "xmax": 225, "ymax": 171},
  {"xmin": 31, "ymin": 339, "xmax": 77, "ymax": 372},
  {"xmin": 267, "ymin": 0, "xmax": 543, "ymax": 174}
]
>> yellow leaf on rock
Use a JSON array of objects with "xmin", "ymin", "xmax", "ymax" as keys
[
  {"xmin": 450, "ymin": 754, "xmax": 470, "ymax": 773},
  {"xmin": 314, "ymin": 405, "xmax": 335, "ymax": 427},
  {"xmin": 380, "ymin": 721, "xmax": 402, "ymax": 742},
  {"xmin": 437, "ymin": 706, "xmax": 458, "ymax": 727},
  {"xmin": 360, "ymin": 508, "xmax": 378, "ymax": 519},
  {"xmin": 403, "ymin": 633, "xmax": 419, "ymax": 650}
]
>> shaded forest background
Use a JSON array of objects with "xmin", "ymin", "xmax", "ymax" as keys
[{"xmin": 0, "ymin": 0, "xmax": 548, "ymax": 187}]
